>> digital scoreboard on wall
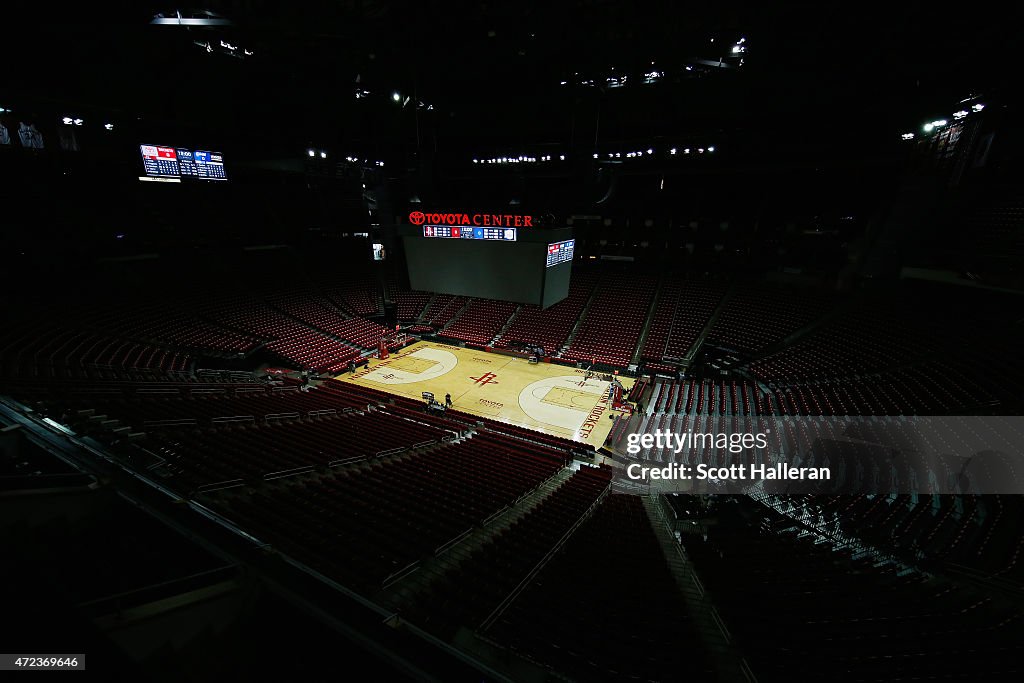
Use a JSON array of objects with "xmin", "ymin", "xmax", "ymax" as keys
[
  {"xmin": 422, "ymin": 225, "xmax": 517, "ymax": 241},
  {"xmin": 402, "ymin": 211, "xmax": 573, "ymax": 308},
  {"xmin": 139, "ymin": 145, "xmax": 227, "ymax": 182},
  {"xmin": 546, "ymin": 239, "xmax": 575, "ymax": 267}
]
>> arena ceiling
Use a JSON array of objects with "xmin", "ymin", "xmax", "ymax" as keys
[{"xmin": 3, "ymin": 2, "xmax": 1018, "ymax": 158}]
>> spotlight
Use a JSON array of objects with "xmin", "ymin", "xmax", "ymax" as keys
[
  {"xmin": 320, "ymin": 151, "xmax": 327, "ymax": 158},
  {"xmin": 670, "ymin": 148, "xmax": 677, "ymax": 155},
  {"xmin": 971, "ymin": 103, "xmax": 984, "ymax": 112},
  {"xmin": 707, "ymin": 146, "xmax": 715, "ymax": 152},
  {"xmin": 559, "ymin": 154, "xmax": 565, "ymax": 160},
  {"xmin": 684, "ymin": 148, "xmax": 691, "ymax": 154},
  {"xmin": 647, "ymin": 148, "xmax": 653, "ymax": 155},
  {"xmin": 923, "ymin": 123, "xmax": 934, "ymax": 132},
  {"xmin": 392, "ymin": 92, "xmax": 401, "ymax": 102},
  {"xmin": 308, "ymin": 149, "xmax": 315, "ymax": 157},
  {"xmin": 104, "ymin": 123, "xmax": 114, "ymax": 131}
]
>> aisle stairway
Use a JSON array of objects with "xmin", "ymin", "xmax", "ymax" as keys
[{"xmin": 378, "ymin": 464, "xmax": 577, "ymax": 607}]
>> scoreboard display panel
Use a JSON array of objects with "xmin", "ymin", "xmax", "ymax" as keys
[
  {"xmin": 542, "ymin": 240, "xmax": 574, "ymax": 308},
  {"xmin": 422, "ymin": 225, "xmax": 517, "ymax": 241},
  {"xmin": 401, "ymin": 216, "xmax": 572, "ymax": 308},
  {"xmin": 546, "ymin": 239, "xmax": 574, "ymax": 267},
  {"xmin": 140, "ymin": 144, "xmax": 227, "ymax": 181}
]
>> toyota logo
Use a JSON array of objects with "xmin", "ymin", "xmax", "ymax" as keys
[{"xmin": 409, "ymin": 211, "xmax": 426, "ymax": 225}]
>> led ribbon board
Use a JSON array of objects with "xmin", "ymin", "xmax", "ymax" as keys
[{"xmin": 422, "ymin": 226, "xmax": 517, "ymax": 241}]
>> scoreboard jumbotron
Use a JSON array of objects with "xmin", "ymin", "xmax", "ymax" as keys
[
  {"xmin": 423, "ymin": 226, "xmax": 517, "ymax": 241},
  {"xmin": 139, "ymin": 144, "xmax": 227, "ymax": 182},
  {"xmin": 401, "ymin": 210, "xmax": 573, "ymax": 309},
  {"xmin": 546, "ymin": 239, "xmax": 575, "ymax": 267}
]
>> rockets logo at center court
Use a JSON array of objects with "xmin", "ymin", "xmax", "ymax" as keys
[{"xmin": 470, "ymin": 372, "xmax": 499, "ymax": 386}]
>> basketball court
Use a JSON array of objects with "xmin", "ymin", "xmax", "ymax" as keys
[{"xmin": 335, "ymin": 341, "xmax": 633, "ymax": 446}]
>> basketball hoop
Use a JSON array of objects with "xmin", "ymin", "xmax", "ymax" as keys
[{"xmin": 379, "ymin": 330, "xmax": 411, "ymax": 359}]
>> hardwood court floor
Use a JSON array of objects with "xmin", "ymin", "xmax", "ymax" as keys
[{"xmin": 336, "ymin": 341, "xmax": 632, "ymax": 446}]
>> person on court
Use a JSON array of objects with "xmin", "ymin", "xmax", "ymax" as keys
[{"xmin": 445, "ymin": 392, "xmax": 452, "ymax": 408}]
